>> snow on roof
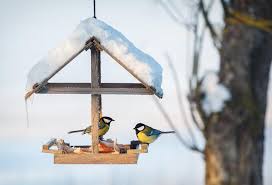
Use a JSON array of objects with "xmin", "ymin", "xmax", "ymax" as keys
[
  {"xmin": 201, "ymin": 73, "xmax": 231, "ymax": 115},
  {"xmin": 26, "ymin": 18, "xmax": 163, "ymax": 97}
]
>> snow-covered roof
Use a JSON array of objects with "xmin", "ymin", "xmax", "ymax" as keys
[{"xmin": 26, "ymin": 18, "xmax": 163, "ymax": 98}]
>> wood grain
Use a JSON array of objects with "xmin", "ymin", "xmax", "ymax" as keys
[
  {"xmin": 42, "ymin": 138, "xmax": 56, "ymax": 150},
  {"xmin": 91, "ymin": 44, "xmax": 101, "ymax": 154},
  {"xmin": 36, "ymin": 83, "xmax": 153, "ymax": 95},
  {"xmin": 54, "ymin": 153, "xmax": 139, "ymax": 164}
]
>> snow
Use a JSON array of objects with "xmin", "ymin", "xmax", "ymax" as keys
[
  {"xmin": 26, "ymin": 18, "xmax": 163, "ymax": 97},
  {"xmin": 201, "ymin": 73, "xmax": 231, "ymax": 115}
]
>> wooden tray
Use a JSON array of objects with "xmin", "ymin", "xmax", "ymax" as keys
[{"xmin": 42, "ymin": 138, "xmax": 148, "ymax": 164}]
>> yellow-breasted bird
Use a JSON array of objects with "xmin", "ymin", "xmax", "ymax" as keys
[
  {"xmin": 133, "ymin": 123, "xmax": 175, "ymax": 144},
  {"xmin": 68, "ymin": 116, "xmax": 115, "ymax": 139}
]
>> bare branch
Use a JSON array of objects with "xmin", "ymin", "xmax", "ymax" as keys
[
  {"xmin": 152, "ymin": 97, "xmax": 203, "ymax": 153},
  {"xmin": 199, "ymin": 0, "xmax": 221, "ymax": 48},
  {"xmin": 220, "ymin": 0, "xmax": 229, "ymax": 17},
  {"xmin": 188, "ymin": 0, "xmax": 216, "ymax": 131},
  {"xmin": 190, "ymin": 0, "xmax": 216, "ymax": 89},
  {"xmin": 189, "ymin": 103, "xmax": 205, "ymax": 131},
  {"xmin": 191, "ymin": 21, "xmax": 200, "ymax": 87},
  {"xmin": 158, "ymin": 0, "xmax": 195, "ymax": 30},
  {"xmin": 165, "ymin": 54, "xmax": 203, "ymax": 152}
]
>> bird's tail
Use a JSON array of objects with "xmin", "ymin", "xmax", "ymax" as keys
[
  {"xmin": 68, "ymin": 129, "xmax": 85, "ymax": 134},
  {"xmin": 161, "ymin": 131, "xmax": 175, "ymax": 134}
]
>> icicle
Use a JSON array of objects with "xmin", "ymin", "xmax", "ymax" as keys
[
  {"xmin": 25, "ymin": 94, "xmax": 34, "ymax": 128},
  {"xmin": 25, "ymin": 99, "xmax": 30, "ymax": 128}
]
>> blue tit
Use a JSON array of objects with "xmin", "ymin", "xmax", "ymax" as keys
[
  {"xmin": 133, "ymin": 123, "xmax": 175, "ymax": 144},
  {"xmin": 68, "ymin": 116, "xmax": 115, "ymax": 139}
]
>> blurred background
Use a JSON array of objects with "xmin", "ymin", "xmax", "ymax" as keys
[{"xmin": 0, "ymin": 0, "xmax": 271, "ymax": 185}]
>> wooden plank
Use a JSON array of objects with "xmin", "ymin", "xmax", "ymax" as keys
[
  {"xmin": 54, "ymin": 153, "xmax": 139, "ymax": 164},
  {"xmin": 37, "ymin": 83, "xmax": 153, "ymax": 95},
  {"xmin": 91, "ymin": 44, "xmax": 101, "ymax": 153},
  {"xmin": 141, "ymin": 144, "xmax": 149, "ymax": 151},
  {"xmin": 24, "ymin": 41, "xmax": 92, "ymax": 100},
  {"xmin": 42, "ymin": 138, "xmax": 56, "ymax": 150},
  {"xmin": 92, "ymin": 39, "xmax": 162, "ymax": 98},
  {"xmin": 127, "ymin": 144, "xmax": 148, "ymax": 154},
  {"xmin": 42, "ymin": 149, "xmax": 63, "ymax": 154},
  {"xmin": 127, "ymin": 149, "xmax": 145, "ymax": 154}
]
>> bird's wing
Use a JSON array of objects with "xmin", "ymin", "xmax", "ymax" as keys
[
  {"xmin": 99, "ymin": 122, "xmax": 105, "ymax": 129},
  {"xmin": 144, "ymin": 126, "xmax": 161, "ymax": 136},
  {"xmin": 150, "ymin": 129, "xmax": 162, "ymax": 136}
]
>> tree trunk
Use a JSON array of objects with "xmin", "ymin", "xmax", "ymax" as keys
[{"xmin": 205, "ymin": 1, "xmax": 272, "ymax": 185}]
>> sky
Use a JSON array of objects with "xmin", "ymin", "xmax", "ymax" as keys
[{"xmin": 0, "ymin": 0, "xmax": 271, "ymax": 185}]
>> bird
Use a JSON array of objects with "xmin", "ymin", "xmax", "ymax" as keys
[
  {"xmin": 133, "ymin": 123, "xmax": 175, "ymax": 144},
  {"xmin": 68, "ymin": 116, "xmax": 115, "ymax": 139}
]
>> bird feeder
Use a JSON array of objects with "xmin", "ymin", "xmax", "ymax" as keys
[{"xmin": 25, "ymin": 18, "xmax": 163, "ymax": 164}]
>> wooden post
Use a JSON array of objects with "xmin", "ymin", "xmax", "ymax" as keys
[{"xmin": 91, "ymin": 43, "xmax": 101, "ymax": 153}]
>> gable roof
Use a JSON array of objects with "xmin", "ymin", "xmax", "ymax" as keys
[{"xmin": 25, "ymin": 18, "xmax": 163, "ymax": 99}]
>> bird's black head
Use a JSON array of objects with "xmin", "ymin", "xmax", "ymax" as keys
[
  {"xmin": 101, "ymin": 116, "xmax": 115, "ymax": 125},
  {"xmin": 133, "ymin": 123, "xmax": 146, "ymax": 134}
]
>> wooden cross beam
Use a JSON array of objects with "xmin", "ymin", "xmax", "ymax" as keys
[{"xmin": 36, "ymin": 83, "xmax": 154, "ymax": 95}]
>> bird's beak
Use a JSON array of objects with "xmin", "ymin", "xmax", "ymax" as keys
[
  {"xmin": 112, "ymin": 119, "xmax": 115, "ymax": 121},
  {"xmin": 133, "ymin": 127, "xmax": 136, "ymax": 130}
]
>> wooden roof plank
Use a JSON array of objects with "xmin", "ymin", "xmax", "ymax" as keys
[
  {"xmin": 24, "ymin": 44, "xmax": 90, "ymax": 100},
  {"xmin": 25, "ymin": 37, "xmax": 162, "ymax": 99},
  {"xmin": 92, "ymin": 39, "xmax": 162, "ymax": 98}
]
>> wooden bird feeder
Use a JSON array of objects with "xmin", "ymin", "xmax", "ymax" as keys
[{"xmin": 25, "ymin": 37, "xmax": 162, "ymax": 164}]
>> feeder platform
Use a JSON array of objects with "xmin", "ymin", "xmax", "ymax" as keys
[{"xmin": 42, "ymin": 138, "xmax": 148, "ymax": 164}]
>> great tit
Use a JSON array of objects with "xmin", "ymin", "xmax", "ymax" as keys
[
  {"xmin": 133, "ymin": 123, "xmax": 175, "ymax": 144},
  {"xmin": 68, "ymin": 116, "xmax": 115, "ymax": 138}
]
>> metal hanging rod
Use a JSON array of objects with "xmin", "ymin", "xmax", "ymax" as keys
[{"xmin": 93, "ymin": 0, "xmax": 96, "ymax": 18}]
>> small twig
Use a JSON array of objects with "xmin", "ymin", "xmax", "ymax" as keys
[
  {"xmin": 190, "ymin": 0, "xmax": 215, "ymax": 90},
  {"xmin": 199, "ymin": 0, "xmax": 220, "ymax": 49},
  {"xmin": 152, "ymin": 97, "xmax": 202, "ymax": 153},
  {"xmin": 165, "ymin": 54, "xmax": 198, "ymax": 144},
  {"xmin": 168, "ymin": 1, "xmax": 187, "ymax": 22},
  {"xmin": 189, "ymin": 24, "xmax": 206, "ymax": 131},
  {"xmin": 191, "ymin": 20, "xmax": 199, "ymax": 86},
  {"xmin": 220, "ymin": 0, "xmax": 229, "ymax": 18},
  {"xmin": 189, "ymin": 103, "xmax": 205, "ymax": 131},
  {"xmin": 188, "ymin": 0, "xmax": 215, "ymax": 131},
  {"xmin": 158, "ymin": 0, "xmax": 195, "ymax": 30},
  {"xmin": 165, "ymin": 54, "xmax": 204, "ymax": 153}
]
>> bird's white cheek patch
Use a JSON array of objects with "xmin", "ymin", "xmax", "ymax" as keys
[
  {"xmin": 138, "ymin": 126, "xmax": 144, "ymax": 131},
  {"xmin": 103, "ymin": 119, "xmax": 110, "ymax": 124}
]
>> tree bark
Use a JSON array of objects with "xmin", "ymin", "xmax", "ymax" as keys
[{"xmin": 205, "ymin": 1, "xmax": 272, "ymax": 185}]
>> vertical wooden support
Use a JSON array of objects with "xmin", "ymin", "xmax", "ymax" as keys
[{"xmin": 91, "ymin": 44, "xmax": 101, "ymax": 153}]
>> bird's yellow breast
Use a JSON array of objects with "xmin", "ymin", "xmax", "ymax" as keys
[
  {"xmin": 137, "ymin": 132, "xmax": 158, "ymax": 144},
  {"xmin": 98, "ymin": 124, "xmax": 109, "ymax": 137}
]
